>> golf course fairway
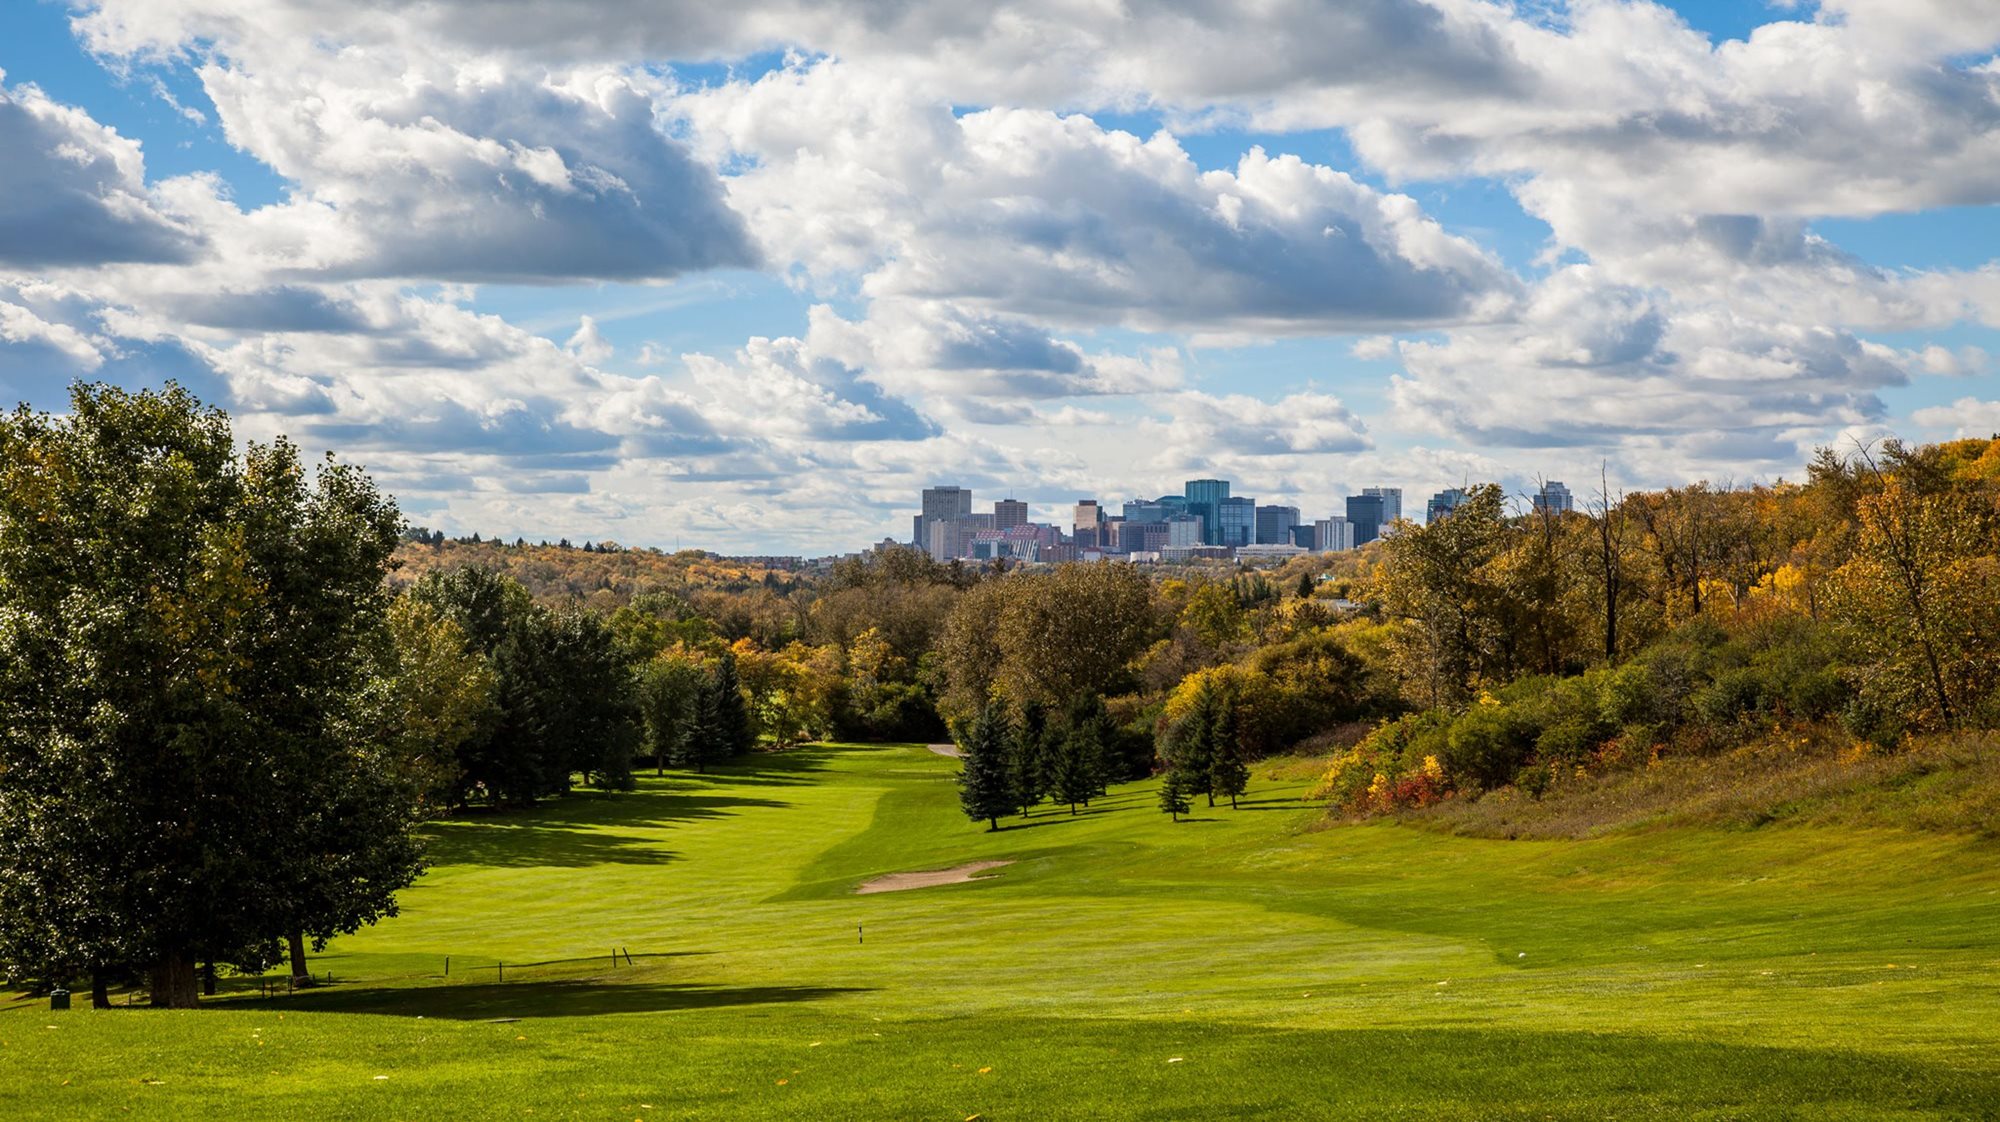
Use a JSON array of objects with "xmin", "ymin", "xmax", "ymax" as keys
[{"xmin": 6, "ymin": 741, "xmax": 1999, "ymax": 1119}]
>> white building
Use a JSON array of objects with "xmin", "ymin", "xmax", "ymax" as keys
[
  {"xmin": 1314, "ymin": 515, "xmax": 1356, "ymax": 552},
  {"xmin": 1361, "ymin": 486, "xmax": 1403, "ymax": 526},
  {"xmin": 1236, "ymin": 543, "xmax": 1308, "ymax": 564}
]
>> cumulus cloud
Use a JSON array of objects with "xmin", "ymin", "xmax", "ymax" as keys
[
  {"xmin": 1156, "ymin": 389, "xmax": 1372, "ymax": 458},
  {"xmin": 680, "ymin": 60, "xmax": 1518, "ymax": 334},
  {"xmin": 194, "ymin": 58, "xmax": 756, "ymax": 283},
  {"xmin": 0, "ymin": 296, "xmax": 105, "ymax": 371},
  {"xmin": 26, "ymin": 0, "xmax": 2000, "ymax": 544},
  {"xmin": 805, "ymin": 301, "xmax": 1182, "ymax": 401},
  {"xmin": 1387, "ymin": 266, "xmax": 1910, "ymax": 475},
  {"xmin": 566, "ymin": 315, "xmax": 614, "ymax": 363},
  {"xmin": 0, "ymin": 76, "xmax": 200, "ymax": 267},
  {"xmin": 1912, "ymin": 396, "xmax": 2000, "ymax": 437},
  {"xmin": 680, "ymin": 333, "xmax": 940, "ymax": 442}
]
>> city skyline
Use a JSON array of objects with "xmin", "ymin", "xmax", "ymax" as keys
[{"xmin": 894, "ymin": 475, "xmax": 1554, "ymax": 565}]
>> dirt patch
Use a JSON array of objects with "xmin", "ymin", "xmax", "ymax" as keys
[
  {"xmin": 855, "ymin": 860, "xmax": 1013, "ymax": 894},
  {"xmin": 927, "ymin": 743, "xmax": 962, "ymax": 758}
]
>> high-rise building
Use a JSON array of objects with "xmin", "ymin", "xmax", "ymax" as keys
[
  {"xmin": 994, "ymin": 498, "xmax": 1029, "ymax": 529},
  {"xmin": 1426, "ymin": 488, "xmax": 1468, "ymax": 524},
  {"xmin": 1218, "ymin": 496, "xmax": 1256, "ymax": 548},
  {"xmin": 1362, "ymin": 486, "xmax": 1403, "ymax": 528},
  {"xmin": 1345, "ymin": 493, "xmax": 1386, "ymax": 546},
  {"xmin": 1074, "ymin": 500, "xmax": 1103, "ymax": 549},
  {"xmin": 1166, "ymin": 513, "xmax": 1203, "ymax": 547},
  {"xmin": 1184, "ymin": 479, "xmax": 1230, "ymax": 545},
  {"xmin": 1532, "ymin": 481, "xmax": 1574, "ymax": 515},
  {"xmin": 1314, "ymin": 516, "xmax": 1356, "ymax": 552},
  {"xmin": 1121, "ymin": 520, "xmax": 1172, "ymax": 553},
  {"xmin": 1255, "ymin": 504, "xmax": 1302, "ymax": 545},
  {"xmin": 926, "ymin": 512, "xmax": 993, "ymax": 562},
  {"xmin": 916, "ymin": 485, "xmax": 973, "ymax": 547}
]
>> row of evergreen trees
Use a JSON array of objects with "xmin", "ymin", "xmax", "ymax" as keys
[
  {"xmin": 957, "ymin": 699, "xmax": 1121, "ymax": 830},
  {"xmin": 1158, "ymin": 683, "xmax": 1251, "ymax": 821},
  {"xmin": 955, "ymin": 684, "xmax": 1255, "ymax": 829}
]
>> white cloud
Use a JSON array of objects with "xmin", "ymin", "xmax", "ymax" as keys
[
  {"xmin": 1912, "ymin": 396, "xmax": 2000, "ymax": 437},
  {"xmin": 1387, "ymin": 265, "xmax": 1912, "ymax": 477},
  {"xmin": 565, "ymin": 315, "xmax": 613, "ymax": 363},
  {"xmin": 1155, "ymin": 389, "xmax": 1373, "ymax": 459},
  {"xmin": 680, "ymin": 59, "xmax": 1519, "ymax": 334},
  {"xmin": 805, "ymin": 301, "xmax": 1182, "ymax": 401},
  {"xmin": 20, "ymin": 0, "xmax": 2000, "ymax": 548},
  {"xmin": 0, "ymin": 76, "xmax": 200, "ymax": 267}
]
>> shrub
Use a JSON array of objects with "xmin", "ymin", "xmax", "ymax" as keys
[
  {"xmin": 1692, "ymin": 666, "xmax": 1768, "ymax": 726},
  {"xmin": 1443, "ymin": 703, "xmax": 1537, "ymax": 791}
]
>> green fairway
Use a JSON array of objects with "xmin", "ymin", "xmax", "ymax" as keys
[{"xmin": 6, "ymin": 742, "xmax": 2000, "ymax": 1119}]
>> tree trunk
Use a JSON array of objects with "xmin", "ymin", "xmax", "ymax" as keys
[
  {"xmin": 201, "ymin": 961, "xmax": 217, "ymax": 996},
  {"xmin": 987, "ymin": 817, "xmax": 997, "ymax": 832},
  {"xmin": 150, "ymin": 951, "xmax": 199, "ymax": 1008},
  {"xmin": 289, "ymin": 930, "xmax": 313, "ymax": 987},
  {"xmin": 90, "ymin": 973, "xmax": 110, "ymax": 1010}
]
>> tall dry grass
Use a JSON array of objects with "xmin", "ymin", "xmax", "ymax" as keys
[{"xmin": 1381, "ymin": 728, "xmax": 2000, "ymax": 840}]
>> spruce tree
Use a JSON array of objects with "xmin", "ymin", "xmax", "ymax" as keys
[
  {"xmin": 684, "ymin": 669, "xmax": 722, "ymax": 772},
  {"xmin": 1158, "ymin": 767, "xmax": 1191, "ymax": 822},
  {"xmin": 1210, "ymin": 702, "xmax": 1250, "ymax": 809},
  {"xmin": 1296, "ymin": 571, "xmax": 1315, "ymax": 600},
  {"xmin": 1168, "ymin": 684, "xmax": 1219, "ymax": 806},
  {"xmin": 709, "ymin": 650, "xmax": 753, "ymax": 759},
  {"xmin": 1065, "ymin": 695, "xmax": 1118, "ymax": 799},
  {"xmin": 1055, "ymin": 719, "xmax": 1099, "ymax": 814},
  {"xmin": 1011, "ymin": 702, "xmax": 1049, "ymax": 816},
  {"xmin": 958, "ymin": 703, "xmax": 1016, "ymax": 831}
]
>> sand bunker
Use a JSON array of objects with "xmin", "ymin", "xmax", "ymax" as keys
[
  {"xmin": 926, "ymin": 743, "xmax": 962, "ymax": 758},
  {"xmin": 855, "ymin": 860, "xmax": 1013, "ymax": 894}
]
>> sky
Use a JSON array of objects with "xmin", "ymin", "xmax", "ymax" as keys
[{"xmin": 2, "ymin": 0, "xmax": 1999, "ymax": 553}]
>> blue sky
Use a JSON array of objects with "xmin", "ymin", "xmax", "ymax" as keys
[{"xmin": 2, "ymin": 0, "xmax": 1998, "ymax": 550}]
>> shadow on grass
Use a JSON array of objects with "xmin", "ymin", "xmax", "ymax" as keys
[
  {"xmin": 271, "ymin": 979, "xmax": 871, "ymax": 1019},
  {"xmin": 693, "ymin": 742, "xmax": 892, "ymax": 787},
  {"xmin": 427, "ymin": 792, "xmax": 798, "ymax": 868}
]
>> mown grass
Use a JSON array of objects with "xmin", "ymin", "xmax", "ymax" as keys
[{"xmin": 6, "ymin": 742, "xmax": 2000, "ymax": 1119}]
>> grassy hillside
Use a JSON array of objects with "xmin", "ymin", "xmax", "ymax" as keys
[
  {"xmin": 6, "ymin": 744, "xmax": 2000, "ymax": 1119},
  {"xmin": 1392, "ymin": 729, "xmax": 2000, "ymax": 839}
]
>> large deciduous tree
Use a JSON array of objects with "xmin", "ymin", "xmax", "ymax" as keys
[{"xmin": 0, "ymin": 384, "xmax": 423, "ymax": 1007}]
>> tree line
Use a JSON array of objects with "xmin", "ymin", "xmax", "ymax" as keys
[{"xmin": 1329, "ymin": 440, "xmax": 2000, "ymax": 811}]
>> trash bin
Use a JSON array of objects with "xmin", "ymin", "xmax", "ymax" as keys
[{"xmin": 49, "ymin": 987, "xmax": 70, "ymax": 1011}]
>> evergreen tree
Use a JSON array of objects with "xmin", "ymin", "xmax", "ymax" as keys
[
  {"xmin": 1158, "ymin": 767, "xmax": 1191, "ymax": 822},
  {"xmin": 1209, "ymin": 702, "xmax": 1250, "ymax": 809},
  {"xmin": 1055, "ymin": 717, "xmax": 1100, "ymax": 814},
  {"xmin": 1166, "ymin": 684, "xmax": 1219, "ymax": 806},
  {"xmin": 1296, "ymin": 571, "xmax": 1315, "ymax": 600},
  {"xmin": 683, "ymin": 671, "xmax": 722, "ymax": 772},
  {"xmin": 1011, "ymin": 701, "xmax": 1050, "ymax": 816},
  {"xmin": 709, "ymin": 650, "xmax": 753, "ymax": 759},
  {"xmin": 1066, "ymin": 695, "xmax": 1118, "ymax": 800},
  {"xmin": 958, "ymin": 703, "xmax": 1016, "ymax": 831}
]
